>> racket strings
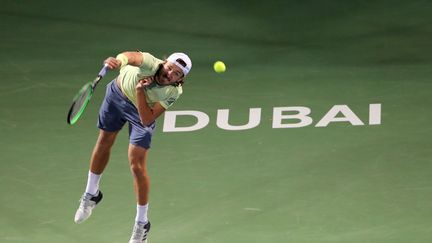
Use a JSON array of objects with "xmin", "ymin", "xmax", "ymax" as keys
[{"xmin": 68, "ymin": 85, "xmax": 92, "ymax": 124}]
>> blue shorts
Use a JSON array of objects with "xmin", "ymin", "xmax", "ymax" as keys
[{"xmin": 97, "ymin": 80, "xmax": 155, "ymax": 149}]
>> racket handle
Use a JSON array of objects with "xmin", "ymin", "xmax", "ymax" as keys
[{"xmin": 98, "ymin": 64, "xmax": 109, "ymax": 77}]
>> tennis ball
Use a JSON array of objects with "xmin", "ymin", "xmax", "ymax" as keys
[{"xmin": 213, "ymin": 61, "xmax": 226, "ymax": 73}]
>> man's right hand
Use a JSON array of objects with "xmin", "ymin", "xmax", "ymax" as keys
[{"xmin": 104, "ymin": 57, "xmax": 121, "ymax": 70}]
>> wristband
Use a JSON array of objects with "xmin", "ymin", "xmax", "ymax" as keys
[{"xmin": 116, "ymin": 53, "xmax": 128, "ymax": 68}]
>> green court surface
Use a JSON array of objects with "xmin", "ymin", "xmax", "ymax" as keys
[{"xmin": 1, "ymin": 0, "xmax": 432, "ymax": 242}]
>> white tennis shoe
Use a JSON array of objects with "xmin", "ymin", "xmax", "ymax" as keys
[
  {"xmin": 129, "ymin": 221, "xmax": 151, "ymax": 243},
  {"xmin": 74, "ymin": 190, "xmax": 103, "ymax": 223}
]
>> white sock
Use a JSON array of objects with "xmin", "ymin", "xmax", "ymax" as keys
[
  {"xmin": 85, "ymin": 171, "xmax": 101, "ymax": 195},
  {"xmin": 135, "ymin": 204, "xmax": 149, "ymax": 223}
]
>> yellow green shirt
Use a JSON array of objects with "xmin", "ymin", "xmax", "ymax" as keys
[{"xmin": 117, "ymin": 52, "xmax": 183, "ymax": 109}]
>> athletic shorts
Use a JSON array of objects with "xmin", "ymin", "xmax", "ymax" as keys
[{"xmin": 97, "ymin": 80, "xmax": 156, "ymax": 149}]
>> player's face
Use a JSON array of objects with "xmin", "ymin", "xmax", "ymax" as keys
[{"xmin": 156, "ymin": 62, "xmax": 184, "ymax": 85}]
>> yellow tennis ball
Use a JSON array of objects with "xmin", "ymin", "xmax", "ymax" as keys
[{"xmin": 213, "ymin": 61, "xmax": 226, "ymax": 73}]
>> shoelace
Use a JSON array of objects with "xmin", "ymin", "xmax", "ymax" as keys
[
  {"xmin": 78, "ymin": 195, "xmax": 94, "ymax": 210},
  {"xmin": 131, "ymin": 224, "xmax": 147, "ymax": 240}
]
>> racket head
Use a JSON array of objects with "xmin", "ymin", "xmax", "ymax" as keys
[{"xmin": 67, "ymin": 83, "xmax": 94, "ymax": 125}]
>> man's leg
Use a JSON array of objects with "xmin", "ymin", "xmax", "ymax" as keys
[
  {"xmin": 86, "ymin": 129, "xmax": 119, "ymax": 194},
  {"xmin": 90, "ymin": 129, "xmax": 119, "ymax": 174},
  {"xmin": 129, "ymin": 144, "xmax": 150, "ymax": 215},
  {"xmin": 74, "ymin": 129, "xmax": 119, "ymax": 223},
  {"xmin": 128, "ymin": 143, "xmax": 151, "ymax": 243}
]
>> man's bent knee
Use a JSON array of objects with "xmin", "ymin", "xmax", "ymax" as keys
[{"xmin": 97, "ymin": 130, "xmax": 118, "ymax": 147}]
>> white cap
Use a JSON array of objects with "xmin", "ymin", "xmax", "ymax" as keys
[{"xmin": 167, "ymin": 52, "xmax": 192, "ymax": 76}]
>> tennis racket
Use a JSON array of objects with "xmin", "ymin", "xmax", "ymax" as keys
[{"xmin": 67, "ymin": 64, "xmax": 109, "ymax": 125}]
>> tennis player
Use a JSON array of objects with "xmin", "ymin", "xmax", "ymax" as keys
[{"xmin": 73, "ymin": 51, "xmax": 192, "ymax": 243}]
